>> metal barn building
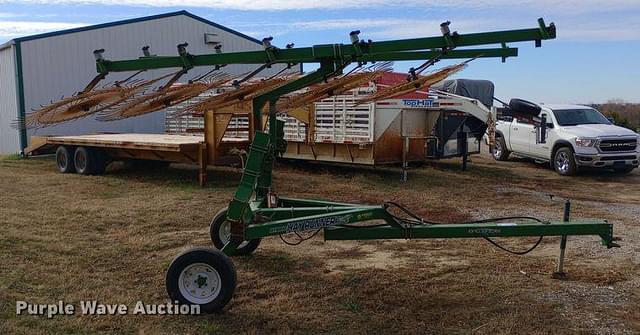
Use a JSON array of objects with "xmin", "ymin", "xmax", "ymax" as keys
[{"xmin": 0, "ymin": 10, "xmax": 292, "ymax": 155}]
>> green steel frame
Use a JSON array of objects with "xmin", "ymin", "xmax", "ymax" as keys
[{"xmin": 92, "ymin": 18, "xmax": 616, "ymax": 256}]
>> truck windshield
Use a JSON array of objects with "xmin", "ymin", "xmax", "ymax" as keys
[{"xmin": 552, "ymin": 109, "xmax": 611, "ymax": 126}]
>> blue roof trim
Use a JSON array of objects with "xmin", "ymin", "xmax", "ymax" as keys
[{"xmin": 11, "ymin": 10, "xmax": 262, "ymax": 45}]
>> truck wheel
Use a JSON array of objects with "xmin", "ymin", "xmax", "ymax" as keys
[
  {"xmin": 613, "ymin": 167, "xmax": 635, "ymax": 174},
  {"xmin": 210, "ymin": 208, "xmax": 261, "ymax": 256},
  {"xmin": 492, "ymin": 136, "xmax": 510, "ymax": 161},
  {"xmin": 74, "ymin": 147, "xmax": 96, "ymax": 175},
  {"xmin": 56, "ymin": 146, "xmax": 76, "ymax": 173},
  {"xmin": 166, "ymin": 247, "xmax": 236, "ymax": 313},
  {"xmin": 553, "ymin": 147, "xmax": 577, "ymax": 176}
]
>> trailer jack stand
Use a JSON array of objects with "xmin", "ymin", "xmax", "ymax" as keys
[
  {"xmin": 552, "ymin": 235, "xmax": 569, "ymax": 280},
  {"xmin": 550, "ymin": 200, "xmax": 619, "ymax": 279},
  {"xmin": 552, "ymin": 200, "xmax": 571, "ymax": 280}
]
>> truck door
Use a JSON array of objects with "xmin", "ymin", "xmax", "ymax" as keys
[
  {"xmin": 530, "ymin": 111, "xmax": 554, "ymax": 159},
  {"xmin": 509, "ymin": 117, "xmax": 534, "ymax": 153}
]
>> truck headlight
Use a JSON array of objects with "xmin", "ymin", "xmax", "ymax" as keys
[{"xmin": 575, "ymin": 137, "xmax": 597, "ymax": 147}]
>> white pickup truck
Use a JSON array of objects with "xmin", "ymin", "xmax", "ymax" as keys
[{"xmin": 493, "ymin": 102, "xmax": 640, "ymax": 175}]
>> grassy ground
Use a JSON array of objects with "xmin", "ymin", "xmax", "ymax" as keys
[{"xmin": 1, "ymin": 151, "xmax": 639, "ymax": 334}]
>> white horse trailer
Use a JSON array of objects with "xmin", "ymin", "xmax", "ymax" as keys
[
  {"xmin": 281, "ymin": 79, "xmax": 495, "ymax": 174},
  {"xmin": 163, "ymin": 78, "xmax": 496, "ymax": 176}
]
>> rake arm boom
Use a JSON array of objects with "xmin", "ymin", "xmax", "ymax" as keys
[{"xmin": 95, "ymin": 19, "xmax": 554, "ymax": 74}]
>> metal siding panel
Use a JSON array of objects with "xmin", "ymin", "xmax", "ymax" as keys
[
  {"xmin": 0, "ymin": 46, "xmax": 20, "ymax": 154},
  {"xmin": 18, "ymin": 14, "xmax": 290, "ymax": 143}
]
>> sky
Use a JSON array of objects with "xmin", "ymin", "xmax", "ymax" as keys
[{"xmin": 0, "ymin": 0, "xmax": 639, "ymax": 104}]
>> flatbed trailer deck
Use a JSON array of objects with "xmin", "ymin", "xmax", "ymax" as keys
[
  {"xmin": 27, "ymin": 133, "xmax": 204, "ymax": 153},
  {"xmin": 24, "ymin": 120, "xmax": 251, "ymax": 185}
]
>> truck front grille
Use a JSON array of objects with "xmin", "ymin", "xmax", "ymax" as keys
[{"xmin": 598, "ymin": 139, "xmax": 637, "ymax": 152}]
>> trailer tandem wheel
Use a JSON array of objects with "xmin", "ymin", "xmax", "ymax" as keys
[
  {"xmin": 56, "ymin": 146, "xmax": 76, "ymax": 173},
  {"xmin": 74, "ymin": 147, "xmax": 107, "ymax": 175},
  {"xmin": 210, "ymin": 208, "xmax": 261, "ymax": 256},
  {"xmin": 166, "ymin": 247, "xmax": 236, "ymax": 313}
]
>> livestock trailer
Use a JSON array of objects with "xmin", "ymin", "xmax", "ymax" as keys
[{"xmin": 279, "ymin": 76, "xmax": 495, "ymax": 172}]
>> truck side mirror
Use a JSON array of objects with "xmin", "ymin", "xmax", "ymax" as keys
[
  {"xmin": 546, "ymin": 122, "xmax": 554, "ymax": 129},
  {"xmin": 607, "ymin": 117, "xmax": 615, "ymax": 124}
]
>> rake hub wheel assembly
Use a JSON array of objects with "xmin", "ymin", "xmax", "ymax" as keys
[
  {"xmin": 210, "ymin": 208, "xmax": 261, "ymax": 256},
  {"xmin": 166, "ymin": 248, "xmax": 236, "ymax": 313}
]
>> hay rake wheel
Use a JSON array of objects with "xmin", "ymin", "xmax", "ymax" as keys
[
  {"xmin": 355, "ymin": 61, "xmax": 469, "ymax": 105},
  {"xmin": 278, "ymin": 69, "xmax": 388, "ymax": 112},
  {"xmin": 18, "ymin": 72, "xmax": 178, "ymax": 129},
  {"xmin": 179, "ymin": 76, "xmax": 293, "ymax": 117},
  {"xmin": 97, "ymin": 74, "xmax": 234, "ymax": 121}
]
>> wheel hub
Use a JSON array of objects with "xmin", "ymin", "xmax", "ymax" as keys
[
  {"xmin": 58, "ymin": 155, "xmax": 66, "ymax": 167},
  {"xmin": 76, "ymin": 154, "xmax": 86, "ymax": 170},
  {"xmin": 493, "ymin": 142, "xmax": 502, "ymax": 158},
  {"xmin": 220, "ymin": 221, "xmax": 249, "ymax": 249},
  {"xmin": 196, "ymin": 275, "xmax": 208, "ymax": 288},
  {"xmin": 556, "ymin": 152, "xmax": 570, "ymax": 173},
  {"xmin": 178, "ymin": 263, "xmax": 221, "ymax": 304}
]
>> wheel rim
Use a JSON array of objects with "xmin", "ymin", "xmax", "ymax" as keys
[
  {"xmin": 493, "ymin": 141, "xmax": 502, "ymax": 159},
  {"xmin": 57, "ymin": 152, "xmax": 67, "ymax": 169},
  {"xmin": 219, "ymin": 221, "xmax": 249, "ymax": 249},
  {"xmin": 555, "ymin": 152, "xmax": 570, "ymax": 174},
  {"xmin": 76, "ymin": 152, "xmax": 86, "ymax": 171},
  {"xmin": 178, "ymin": 263, "xmax": 222, "ymax": 304}
]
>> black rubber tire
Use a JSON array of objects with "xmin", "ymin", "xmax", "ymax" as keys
[
  {"xmin": 166, "ymin": 247, "xmax": 236, "ymax": 313},
  {"xmin": 74, "ymin": 147, "xmax": 95, "ymax": 175},
  {"xmin": 553, "ymin": 147, "xmax": 577, "ymax": 176},
  {"xmin": 56, "ymin": 146, "xmax": 76, "ymax": 173},
  {"xmin": 613, "ymin": 167, "xmax": 635, "ymax": 174},
  {"xmin": 74, "ymin": 147, "xmax": 109, "ymax": 175},
  {"xmin": 210, "ymin": 208, "xmax": 261, "ymax": 256},
  {"xmin": 509, "ymin": 98, "xmax": 541, "ymax": 117},
  {"xmin": 492, "ymin": 136, "xmax": 511, "ymax": 161}
]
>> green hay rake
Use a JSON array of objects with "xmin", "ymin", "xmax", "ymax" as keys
[{"xmin": 89, "ymin": 19, "xmax": 618, "ymax": 312}]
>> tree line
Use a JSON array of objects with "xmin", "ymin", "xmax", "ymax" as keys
[{"xmin": 590, "ymin": 101, "xmax": 640, "ymax": 132}]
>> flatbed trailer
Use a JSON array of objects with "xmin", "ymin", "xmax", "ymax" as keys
[{"xmin": 24, "ymin": 110, "xmax": 253, "ymax": 185}]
